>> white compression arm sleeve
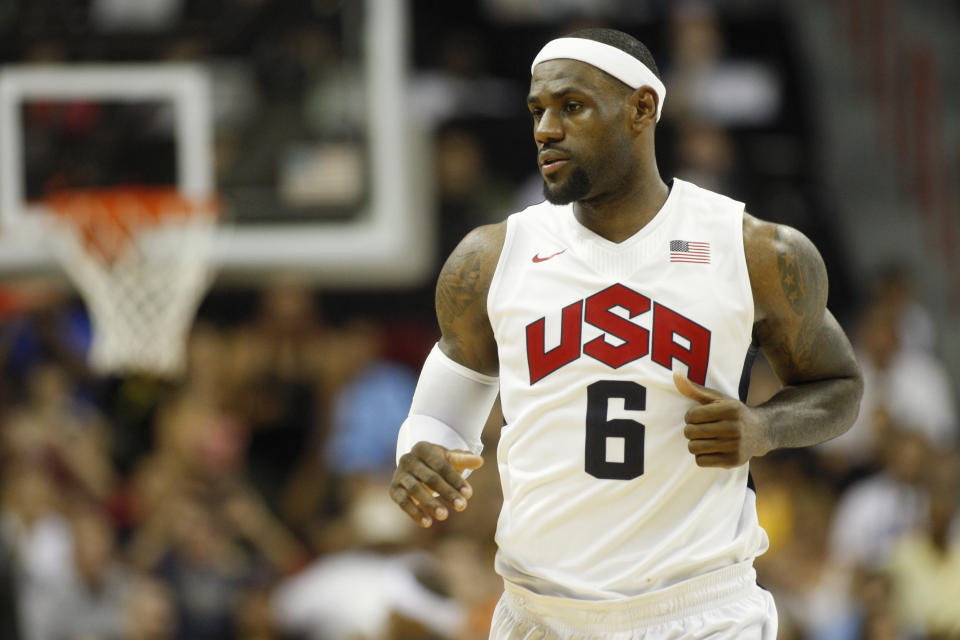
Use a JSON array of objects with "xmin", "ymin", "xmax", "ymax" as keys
[{"xmin": 396, "ymin": 344, "xmax": 499, "ymax": 466}]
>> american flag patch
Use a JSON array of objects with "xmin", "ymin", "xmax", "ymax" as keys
[{"xmin": 669, "ymin": 240, "xmax": 711, "ymax": 264}]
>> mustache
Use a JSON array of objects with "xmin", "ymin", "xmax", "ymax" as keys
[{"xmin": 539, "ymin": 144, "xmax": 572, "ymax": 156}]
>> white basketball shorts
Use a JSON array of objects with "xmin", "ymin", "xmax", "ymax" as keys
[{"xmin": 489, "ymin": 561, "xmax": 777, "ymax": 640}]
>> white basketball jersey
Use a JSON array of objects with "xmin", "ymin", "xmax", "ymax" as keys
[{"xmin": 486, "ymin": 178, "xmax": 769, "ymax": 600}]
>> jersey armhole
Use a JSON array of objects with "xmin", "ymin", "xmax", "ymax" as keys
[
  {"xmin": 486, "ymin": 214, "xmax": 518, "ymax": 321},
  {"xmin": 736, "ymin": 209, "xmax": 755, "ymax": 334}
]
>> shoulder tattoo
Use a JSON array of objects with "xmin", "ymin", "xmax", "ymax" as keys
[
  {"xmin": 775, "ymin": 226, "xmax": 826, "ymax": 318},
  {"xmin": 768, "ymin": 226, "xmax": 828, "ymax": 373},
  {"xmin": 436, "ymin": 240, "xmax": 489, "ymax": 321},
  {"xmin": 433, "ymin": 225, "xmax": 503, "ymax": 371}
]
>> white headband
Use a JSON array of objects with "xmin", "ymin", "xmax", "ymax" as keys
[{"xmin": 531, "ymin": 37, "xmax": 666, "ymax": 122}]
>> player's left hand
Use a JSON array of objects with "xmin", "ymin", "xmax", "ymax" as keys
[{"xmin": 673, "ymin": 371, "xmax": 772, "ymax": 468}]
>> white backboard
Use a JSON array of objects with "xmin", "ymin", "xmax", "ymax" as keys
[{"xmin": 0, "ymin": 0, "xmax": 433, "ymax": 287}]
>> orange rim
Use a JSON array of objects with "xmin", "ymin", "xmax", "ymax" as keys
[{"xmin": 45, "ymin": 187, "xmax": 219, "ymax": 263}]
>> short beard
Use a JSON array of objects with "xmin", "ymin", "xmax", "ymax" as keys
[{"xmin": 543, "ymin": 167, "xmax": 591, "ymax": 205}]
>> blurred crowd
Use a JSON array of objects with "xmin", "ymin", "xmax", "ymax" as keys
[
  {"xmin": 1, "ymin": 265, "xmax": 958, "ymax": 640},
  {"xmin": 0, "ymin": 279, "xmax": 502, "ymax": 640},
  {"xmin": 750, "ymin": 264, "xmax": 960, "ymax": 640},
  {"xmin": 0, "ymin": 1, "xmax": 958, "ymax": 639}
]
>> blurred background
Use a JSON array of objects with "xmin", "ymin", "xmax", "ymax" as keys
[{"xmin": 0, "ymin": 0, "xmax": 958, "ymax": 638}]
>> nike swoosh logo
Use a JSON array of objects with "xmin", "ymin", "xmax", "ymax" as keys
[{"xmin": 532, "ymin": 249, "xmax": 566, "ymax": 263}]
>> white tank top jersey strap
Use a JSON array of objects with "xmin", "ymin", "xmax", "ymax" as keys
[{"xmin": 485, "ymin": 179, "xmax": 770, "ymax": 603}]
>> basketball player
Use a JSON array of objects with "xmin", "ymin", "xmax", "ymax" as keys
[{"xmin": 390, "ymin": 28, "xmax": 862, "ymax": 639}]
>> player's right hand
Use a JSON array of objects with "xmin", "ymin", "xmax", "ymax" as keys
[{"xmin": 390, "ymin": 442, "xmax": 483, "ymax": 528}]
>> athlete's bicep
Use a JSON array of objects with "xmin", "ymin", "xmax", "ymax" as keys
[
  {"xmin": 746, "ymin": 217, "xmax": 858, "ymax": 385},
  {"xmin": 435, "ymin": 222, "xmax": 506, "ymax": 376}
]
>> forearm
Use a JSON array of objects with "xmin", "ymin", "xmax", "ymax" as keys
[
  {"xmin": 127, "ymin": 506, "xmax": 174, "ymax": 570},
  {"xmin": 241, "ymin": 518, "xmax": 308, "ymax": 573},
  {"xmin": 756, "ymin": 375, "xmax": 863, "ymax": 451},
  {"xmin": 396, "ymin": 344, "xmax": 499, "ymax": 463}
]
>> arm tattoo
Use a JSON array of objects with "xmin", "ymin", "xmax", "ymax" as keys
[
  {"xmin": 776, "ymin": 233, "xmax": 806, "ymax": 316},
  {"xmin": 770, "ymin": 226, "xmax": 828, "ymax": 377},
  {"xmin": 436, "ymin": 243, "xmax": 487, "ymax": 321},
  {"xmin": 434, "ymin": 228, "xmax": 500, "ymax": 372},
  {"xmin": 747, "ymin": 218, "xmax": 862, "ymax": 450}
]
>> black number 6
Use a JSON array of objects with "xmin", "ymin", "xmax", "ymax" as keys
[{"xmin": 585, "ymin": 381, "xmax": 646, "ymax": 480}]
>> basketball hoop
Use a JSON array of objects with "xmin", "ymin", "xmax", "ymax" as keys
[{"xmin": 45, "ymin": 187, "xmax": 219, "ymax": 378}]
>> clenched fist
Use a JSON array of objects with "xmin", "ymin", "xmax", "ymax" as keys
[{"xmin": 674, "ymin": 371, "xmax": 772, "ymax": 468}]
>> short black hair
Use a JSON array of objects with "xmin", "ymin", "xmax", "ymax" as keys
[{"xmin": 564, "ymin": 28, "xmax": 661, "ymax": 81}]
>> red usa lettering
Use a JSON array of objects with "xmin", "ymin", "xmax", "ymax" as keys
[{"xmin": 525, "ymin": 283, "xmax": 711, "ymax": 385}]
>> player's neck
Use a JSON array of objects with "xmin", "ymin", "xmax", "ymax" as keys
[{"xmin": 573, "ymin": 171, "xmax": 670, "ymax": 244}]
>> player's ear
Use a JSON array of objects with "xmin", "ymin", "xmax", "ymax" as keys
[{"xmin": 629, "ymin": 86, "xmax": 658, "ymax": 132}]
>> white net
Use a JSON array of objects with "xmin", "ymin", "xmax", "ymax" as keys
[{"xmin": 48, "ymin": 190, "xmax": 218, "ymax": 378}]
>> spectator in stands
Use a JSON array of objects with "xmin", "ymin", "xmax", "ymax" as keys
[
  {"xmin": 849, "ymin": 570, "xmax": 913, "ymax": 640},
  {"xmin": 434, "ymin": 124, "xmax": 516, "ymax": 263},
  {"xmin": 123, "ymin": 574, "xmax": 178, "ymax": 640},
  {"xmin": 126, "ymin": 391, "xmax": 247, "ymax": 526},
  {"xmin": 0, "ymin": 290, "xmax": 93, "ymax": 399},
  {"xmin": 887, "ymin": 452, "xmax": 960, "ymax": 637},
  {"xmin": 664, "ymin": 2, "xmax": 781, "ymax": 126},
  {"xmin": 434, "ymin": 534, "xmax": 503, "ymax": 640},
  {"xmin": 233, "ymin": 584, "xmax": 285, "ymax": 640},
  {"xmin": 229, "ymin": 285, "xmax": 325, "ymax": 520},
  {"xmin": 143, "ymin": 494, "xmax": 300, "ymax": 638},
  {"xmin": 752, "ymin": 463, "xmax": 855, "ymax": 640},
  {"xmin": 45, "ymin": 506, "xmax": 132, "ymax": 640},
  {"xmin": 151, "ymin": 495, "xmax": 248, "ymax": 639},
  {"xmin": 0, "ymin": 464, "xmax": 74, "ymax": 640},
  {"xmin": 408, "ymin": 30, "xmax": 520, "ymax": 127},
  {"xmin": 127, "ymin": 389, "xmax": 306, "ymax": 638},
  {"xmin": 2, "ymin": 363, "xmax": 116, "ymax": 501},
  {"xmin": 271, "ymin": 480, "xmax": 463, "ymax": 640},
  {"xmin": 673, "ymin": 119, "xmax": 746, "ymax": 200},
  {"xmin": 817, "ymin": 298, "xmax": 957, "ymax": 476},
  {"xmin": 828, "ymin": 426, "xmax": 931, "ymax": 572},
  {"xmin": 322, "ymin": 319, "xmax": 417, "ymax": 480},
  {"xmin": 132, "ymin": 482, "xmax": 305, "ymax": 639},
  {"xmin": 871, "ymin": 263, "xmax": 936, "ymax": 354},
  {"xmin": 183, "ymin": 322, "xmax": 240, "ymax": 411}
]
